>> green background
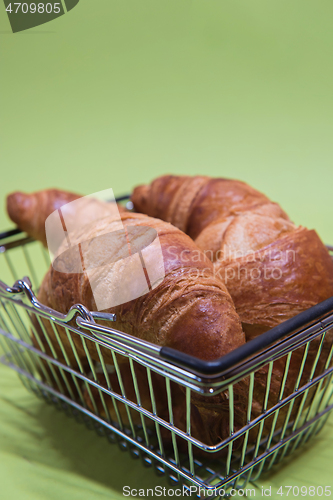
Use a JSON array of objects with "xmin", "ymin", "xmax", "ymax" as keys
[{"xmin": 0, "ymin": 0, "xmax": 332, "ymax": 498}]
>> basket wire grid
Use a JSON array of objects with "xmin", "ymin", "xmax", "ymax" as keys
[{"xmin": 0, "ymin": 219, "xmax": 333, "ymax": 497}]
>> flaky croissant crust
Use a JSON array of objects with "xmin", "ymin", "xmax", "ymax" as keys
[
  {"xmin": 38, "ymin": 211, "xmax": 245, "ymax": 364},
  {"xmin": 132, "ymin": 175, "xmax": 289, "ymax": 239},
  {"xmin": 6, "ymin": 188, "xmax": 125, "ymax": 247},
  {"xmin": 131, "ymin": 174, "xmax": 333, "ymax": 329},
  {"xmin": 131, "ymin": 174, "xmax": 333, "ymax": 444}
]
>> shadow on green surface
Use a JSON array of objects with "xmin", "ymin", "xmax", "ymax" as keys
[{"xmin": 33, "ymin": 398, "xmax": 174, "ymax": 494}]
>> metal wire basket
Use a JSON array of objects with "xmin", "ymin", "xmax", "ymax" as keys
[{"xmin": 1, "ymin": 201, "xmax": 333, "ymax": 498}]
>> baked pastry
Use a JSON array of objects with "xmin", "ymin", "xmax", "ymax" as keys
[
  {"xmin": 6, "ymin": 188, "xmax": 124, "ymax": 247},
  {"xmin": 6, "ymin": 190, "xmax": 248, "ymax": 447},
  {"xmin": 6, "ymin": 189, "xmax": 244, "ymax": 362},
  {"xmin": 41, "ymin": 210, "xmax": 249, "ymax": 450},
  {"xmin": 8, "ymin": 182, "xmax": 332, "ymax": 455},
  {"xmin": 132, "ymin": 175, "xmax": 333, "ymax": 429},
  {"xmin": 131, "ymin": 175, "xmax": 333, "ymax": 333},
  {"xmin": 131, "ymin": 175, "xmax": 290, "ymax": 239},
  {"xmin": 37, "ymin": 210, "xmax": 244, "ymax": 363},
  {"xmin": 7, "ymin": 187, "xmax": 126, "ymax": 387}
]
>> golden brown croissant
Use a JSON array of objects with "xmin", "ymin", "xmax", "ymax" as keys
[
  {"xmin": 6, "ymin": 188, "xmax": 125, "ymax": 247},
  {"xmin": 132, "ymin": 175, "xmax": 333, "ymax": 435},
  {"xmin": 35, "ymin": 209, "xmax": 248, "ymax": 448},
  {"xmin": 132, "ymin": 175, "xmax": 290, "ymax": 239},
  {"xmin": 37, "ymin": 210, "xmax": 244, "ymax": 363},
  {"xmin": 212, "ymin": 212, "xmax": 333, "ymax": 425},
  {"xmin": 6, "ymin": 187, "xmax": 126, "ymax": 387},
  {"xmin": 6, "ymin": 186, "xmax": 248, "ymax": 447},
  {"xmin": 131, "ymin": 175, "xmax": 333, "ymax": 332}
]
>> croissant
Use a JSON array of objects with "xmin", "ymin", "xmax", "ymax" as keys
[
  {"xmin": 131, "ymin": 175, "xmax": 333, "ymax": 332},
  {"xmin": 44, "ymin": 211, "xmax": 252, "ymax": 451},
  {"xmin": 6, "ymin": 190, "xmax": 246, "ymax": 361},
  {"xmin": 37, "ymin": 210, "xmax": 245, "ymax": 363},
  {"xmin": 5, "ymin": 187, "xmax": 249, "ymax": 445},
  {"xmin": 131, "ymin": 175, "xmax": 290, "ymax": 239},
  {"xmin": 212, "ymin": 212, "xmax": 333, "ymax": 425},
  {"xmin": 6, "ymin": 187, "xmax": 126, "ymax": 385},
  {"xmin": 6, "ymin": 188, "xmax": 125, "ymax": 247},
  {"xmin": 132, "ymin": 175, "xmax": 333, "ymax": 428}
]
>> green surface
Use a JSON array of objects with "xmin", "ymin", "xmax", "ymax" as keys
[{"xmin": 0, "ymin": 0, "xmax": 333, "ymax": 498}]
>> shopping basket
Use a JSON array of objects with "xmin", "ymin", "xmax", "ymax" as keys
[{"xmin": 0, "ymin": 196, "xmax": 333, "ymax": 497}]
